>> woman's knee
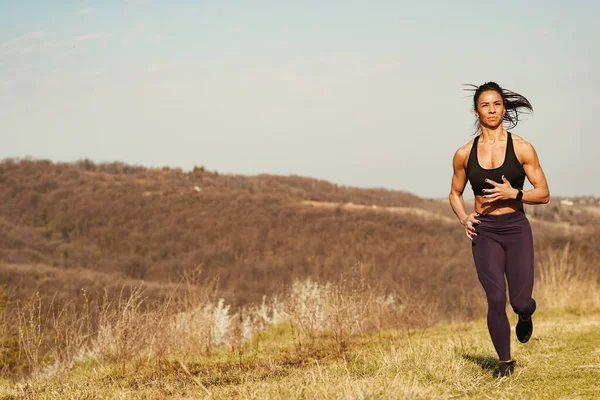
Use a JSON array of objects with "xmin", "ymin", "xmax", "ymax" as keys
[{"xmin": 511, "ymin": 297, "xmax": 537, "ymax": 316}]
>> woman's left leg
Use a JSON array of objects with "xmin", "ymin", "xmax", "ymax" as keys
[{"xmin": 504, "ymin": 217, "xmax": 537, "ymax": 318}]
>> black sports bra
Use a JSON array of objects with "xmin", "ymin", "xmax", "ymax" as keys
[{"xmin": 466, "ymin": 132, "xmax": 525, "ymax": 196}]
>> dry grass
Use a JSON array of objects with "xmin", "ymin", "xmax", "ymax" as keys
[
  {"xmin": 536, "ymin": 244, "xmax": 600, "ymax": 310},
  {"xmin": 2, "ymin": 307, "xmax": 599, "ymax": 399},
  {"xmin": 0, "ymin": 244, "xmax": 598, "ymax": 385}
]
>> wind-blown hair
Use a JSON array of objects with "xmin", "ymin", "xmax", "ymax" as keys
[{"xmin": 464, "ymin": 81, "xmax": 533, "ymax": 134}]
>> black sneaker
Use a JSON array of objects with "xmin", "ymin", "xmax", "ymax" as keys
[
  {"xmin": 494, "ymin": 360, "xmax": 515, "ymax": 378},
  {"xmin": 516, "ymin": 314, "xmax": 533, "ymax": 343}
]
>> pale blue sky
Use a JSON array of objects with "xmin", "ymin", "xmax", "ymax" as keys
[{"xmin": 1, "ymin": 1, "xmax": 599, "ymax": 198}]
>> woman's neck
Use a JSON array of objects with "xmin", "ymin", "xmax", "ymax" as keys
[{"xmin": 480, "ymin": 125, "xmax": 506, "ymax": 143}]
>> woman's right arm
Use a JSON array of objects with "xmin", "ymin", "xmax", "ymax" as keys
[{"xmin": 449, "ymin": 147, "xmax": 479, "ymax": 240}]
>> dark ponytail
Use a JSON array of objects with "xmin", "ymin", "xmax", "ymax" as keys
[{"xmin": 464, "ymin": 81, "xmax": 533, "ymax": 133}]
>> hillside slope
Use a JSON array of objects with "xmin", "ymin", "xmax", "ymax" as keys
[
  {"xmin": 0, "ymin": 159, "xmax": 467, "ymax": 305},
  {"xmin": 1, "ymin": 158, "xmax": 599, "ymax": 310}
]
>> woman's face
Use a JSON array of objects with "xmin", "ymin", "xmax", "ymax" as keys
[{"xmin": 474, "ymin": 90, "xmax": 505, "ymax": 128}]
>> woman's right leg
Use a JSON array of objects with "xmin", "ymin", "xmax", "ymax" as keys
[{"xmin": 472, "ymin": 235, "xmax": 511, "ymax": 361}]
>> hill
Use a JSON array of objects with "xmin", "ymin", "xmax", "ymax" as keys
[{"xmin": 1, "ymin": 158, "xmax": 599, "ymax": 312}]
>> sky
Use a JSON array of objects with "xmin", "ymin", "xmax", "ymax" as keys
[{"xmin": 1, "ymin": 1, "xmax": 599, "ymax": 199}]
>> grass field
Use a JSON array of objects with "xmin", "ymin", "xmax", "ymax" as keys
[
  {"xmin": 1, "ymin": 307, "xmax": 598, "ymax": 399},
  {"xmin": 1, "ymin": 159, "xmax": 599, "ymax": 399}
]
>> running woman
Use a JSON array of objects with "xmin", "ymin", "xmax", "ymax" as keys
[{"xmin": 449, "ymin": 82, "xmax": 550, "ymax": 377}]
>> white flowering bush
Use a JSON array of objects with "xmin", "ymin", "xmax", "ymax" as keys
[
  {"xmin": 286, "ymin": 279, "xmax": 331, "ymax": 335},
  {"xmin": 210, "ymin": 298, "xmax": 231, "ymax": 347}
]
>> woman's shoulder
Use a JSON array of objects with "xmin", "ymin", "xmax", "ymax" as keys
[
  {"xmin": 510, "ymin": 133, "xmax": 538, "ymax": 161},
  {"xmin": 453, "ymin": 138, "xmax": 476, "ymax": 166},
  {"xmin": 510, "ymin": 133, "xmax": 535, "ymax": 150},
  {"xmin": 455, "ymin": 138, "xmax": 476, "ymax": 156}
]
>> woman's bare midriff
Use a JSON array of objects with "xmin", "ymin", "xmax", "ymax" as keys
[{"xmin": 474, "ymin": 197, "xmax": 524, "ymax": 215}]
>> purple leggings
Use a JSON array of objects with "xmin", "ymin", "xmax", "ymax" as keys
[{"xmin": 472, "ymin": 208, "xmax": 537, "ymax": 361}]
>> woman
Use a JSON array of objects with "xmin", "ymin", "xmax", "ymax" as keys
[{"xmin": 449, "ymin": 82, "xmax": 550, "ymax": 377}]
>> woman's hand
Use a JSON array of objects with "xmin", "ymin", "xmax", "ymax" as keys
[
  {"xmin": 461, "ymin": 212, "xmax": 480, "ymax": 241},
  {"xmin": 482, "ymin": 175, "xmax": 519, "ymax": 202}
]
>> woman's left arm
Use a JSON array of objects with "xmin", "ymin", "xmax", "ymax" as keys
[{"xmin": 519, "ymin": 142, "xmax": 550, "ymax": 205}]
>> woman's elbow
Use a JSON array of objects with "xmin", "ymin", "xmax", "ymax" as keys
[
  {"xmin": 542, "ymin": 188, "xmax": 551, "ymax": 204},
  {"xmin": 449, "ymin": 191, "xmax": 462, "ymax": 201}
]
